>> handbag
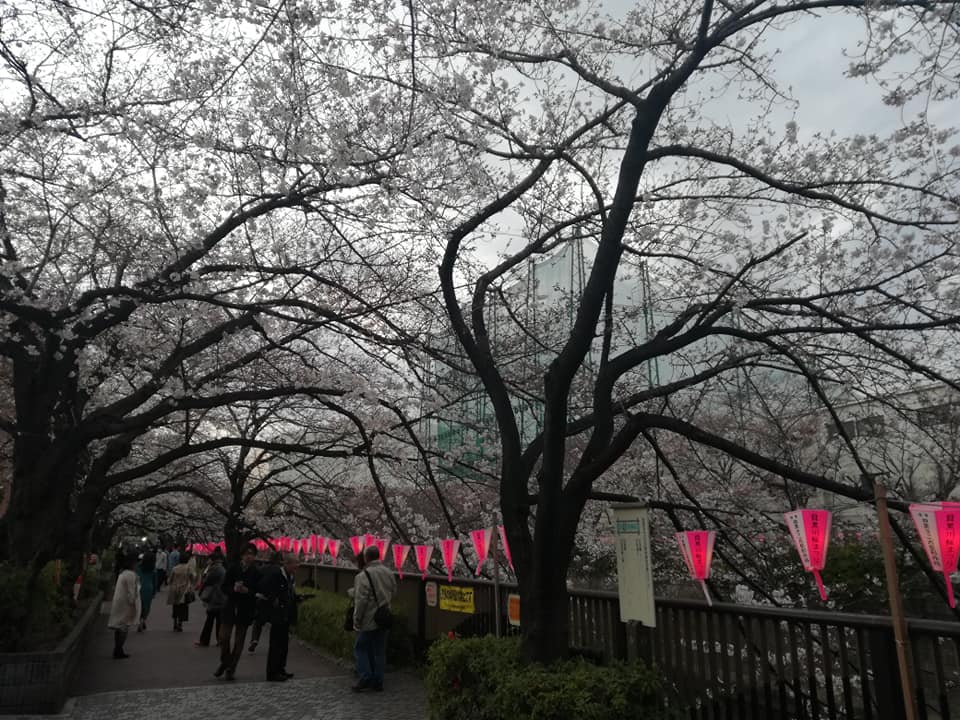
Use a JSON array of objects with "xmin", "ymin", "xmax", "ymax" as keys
[
  {"xmin": 363, "ymin": 569, "xmax": 394, "ymax": 630},
  {"xmin": 183, "ymin": 588, "xmax": 196, "ymax": 604},
  {"xmin": 343, "ymin": 603, "xmax": 355, "ymax": 632}
]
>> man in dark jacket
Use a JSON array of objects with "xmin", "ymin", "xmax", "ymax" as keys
[
  {"xmin": 260, "ymin": 553, "xmax": 300, "ymax": 681},
  {"xmin": 248, "ymin": 551, "xmax": 282, "ymax": 653},
  {"xmin": 215, "ymin": 542, "xmax": 261, "ymax": 681}
]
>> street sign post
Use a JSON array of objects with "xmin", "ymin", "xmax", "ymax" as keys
[{"xmin": 611, "ymin": 503, "xmax": 656, "ymax": 627}]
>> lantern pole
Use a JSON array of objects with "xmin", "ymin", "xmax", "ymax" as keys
[
  {"xmin": 492, "ymin": 529, "xmax": 502, "ymax": 638},
  {"xmin": 873, "ymin": 478, "xmax": 918, "ymax": 720}
]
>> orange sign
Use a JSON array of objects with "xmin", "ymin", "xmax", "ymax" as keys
[{"xmin": 507, "ymin": 593, "xmax": 520, "ymax": 627}]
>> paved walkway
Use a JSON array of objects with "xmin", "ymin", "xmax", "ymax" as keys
[{"xmin": 14, "ymin": 599, "xmax": 429, "ymax": 720}]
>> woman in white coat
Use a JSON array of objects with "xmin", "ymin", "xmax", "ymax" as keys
[{"xmin": 108, "ymin": 554, "xmax": 141, "ymax": 659}]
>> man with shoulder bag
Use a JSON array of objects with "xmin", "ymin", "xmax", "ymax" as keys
[{"xmin": 351, "ymin": 545, "xmax": 397, "ymax": 692}]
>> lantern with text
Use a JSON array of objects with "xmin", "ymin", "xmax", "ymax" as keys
[
  {"xmin": 676, "ymin": 530, "xmax": 716, "ymax": 605},
  {"xmin": 498, "ymin": 525, "xmax": 513, "ymax": 572},
  {"xmin": 784, "ymin": 509, "xmax": 833, "ymax": 601},
  {"xmin": 415, "ymin": 544, "xmax": 433, "ymax": 579},
  {"xmin": 393, "ymin": 545, "xmax": 411, "ymax": 578},
  {"xmin": 470, "ymin": 528, "xmax": 493, "ymax": 575},
  {"xmin": 910, "ymin": 502, "xmax": 960, "ymax": 608},
  {"xmin": 440, "ymin": 539, "xmax": 460, "ymax": 582},
  {"xmin": 327, "ymin": 539, "xmax": 341, "ymax": 562},
  {"xmin": 374, "ymin": 538, "xmax": 389, "ymax": 561},
  {"xmin": 349, "ymin": 535, "xmax": 365, "ymax": 558}
]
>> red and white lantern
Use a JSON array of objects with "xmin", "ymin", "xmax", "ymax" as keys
[
  {"xmin": 327, "ymin": 539, "xmax": 341, "ymax": 561},
  {"xmin": 316, "ymin": 537, "xmax": 327, "ymax": 560},
  {"xmin": 415, "ymin": 544, "xmax": 433, "ymax": 579},
  {"xmin": 363, "ymin": 533, "xmax": 378, "ymax": 552},
  {"xmin": 440, "ymin": 539, "xmax": 460, "ymax": 582},
  {"xmin": 784, "ymin": 509, "xmax": 833, "ymax": 601},
  {"xmin": 676, "ymin": 530, "xmax": 716, "ymax": 605},
  {"xmin": 470, "ymin": 528, "xmax": 493, "ymax": 575},
  {"xmin": 349, "ymin": 535, "xmax": 365, "ymax": 558},
  {"xmin": 374, "ymin": 538, "xmax": 389, "ymax": 562},
  {"xmin": 498, "ymin": 525, "xmax": 513, "ymax": 572},
  {"xmin": 393, "ymin": 545, "xmax": 411, "ymax": 578},
  {"xmin": 910, "ymin": 502, "xmax": 960, "ymax": 607}
]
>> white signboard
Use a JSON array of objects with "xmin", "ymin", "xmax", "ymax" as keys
[{"xmin": 611, "ymin": 504, "xmax": 656, "ymax": 627}]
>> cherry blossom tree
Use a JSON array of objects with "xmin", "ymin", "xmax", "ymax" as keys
[
  {"xmin": 0, "ymin": 0, "xmax": 451, "ymax": 584},
  {"xmin": 416, "ymin": 0, "xmax": 960, "ymax": 661}
]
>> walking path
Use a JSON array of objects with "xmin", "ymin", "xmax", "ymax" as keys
[{"xmin": 12, "ymin": 600, "xmax": 429, "ymax": 720}]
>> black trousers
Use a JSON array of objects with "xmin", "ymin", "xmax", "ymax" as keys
[
  {"xmin": 199, "ymin": 609, "xmax": 221, "ymax": 645},
  {"xmin": 266, "ymin": 619, "xmax": 290, "ymax": 677}
]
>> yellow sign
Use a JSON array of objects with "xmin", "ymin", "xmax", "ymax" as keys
[
  {"xmin": 507, "ymin": 593, "xmax": 520, "ymax": 627},
  {"xmin": 438, "ymin": 585, "xmax": 475, "ymax": 614}
]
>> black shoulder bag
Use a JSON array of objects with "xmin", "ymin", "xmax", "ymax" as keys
[{"xmin": 363, "ymin": 569, "xmax": 394, "ymax": 630}]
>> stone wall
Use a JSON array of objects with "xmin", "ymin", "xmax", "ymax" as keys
[{"xmin": 0, "ymin": 592, "xmax": 103, "ymax": 715}]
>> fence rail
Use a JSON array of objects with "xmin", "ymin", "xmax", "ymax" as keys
[{"xmin": 297, "ymin": 562, "xmax": 960, "ymax": 720}]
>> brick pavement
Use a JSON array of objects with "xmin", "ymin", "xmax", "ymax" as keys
[{"xmin": 7, "ymin": 600, "xmax": 429, "ymax": 720}]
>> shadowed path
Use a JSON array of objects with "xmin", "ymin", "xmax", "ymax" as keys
[{"xmin": 9, "ymin": 599, "xmax": 429, "ymax": 720}]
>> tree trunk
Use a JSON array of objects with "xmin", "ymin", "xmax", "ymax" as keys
[{"xmin": 520, "ymin": 554, "xmax": 572, "ymax": 663}]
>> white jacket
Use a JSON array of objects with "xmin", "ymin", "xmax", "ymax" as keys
[{"xmin": 108, "ymin": 570, "xmax": 141, "ymax": 631}]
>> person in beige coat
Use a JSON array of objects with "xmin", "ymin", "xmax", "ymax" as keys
[
  {"xmin": 166, "ymin": 552, "xmax": 196, "ymax": 632},
  {"xmin": 108, "ymin": 554, "xmax": 141, "ymax": 659}
]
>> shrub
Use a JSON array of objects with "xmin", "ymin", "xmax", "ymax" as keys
[
  {"xmin": 425, "ymin": 635, "xmax": 668, "ymax": 720},
  {"xmin": 295, "ymin": 589, "xmax": 413, "ymax": 666},
  {"xmin": 0, "ymin": 561, "xmax": 73, "ymax": 651}
]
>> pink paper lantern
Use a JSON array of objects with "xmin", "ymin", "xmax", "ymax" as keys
[
  {"xmin": 784, "ymin": 509, "xmax": 833, "ymax": 601},
  {"xmin": 393, "ymin": 545, "xmax": 411, "ymax": 578},
  {"xmin": 911, "ymin": 502, "xmax": 960, "ymax": 607},
  {"xmin": 440, "ymin": 539, "xmax": 460, "ymax": 582},
  {"xmin": 349, "ymin": 535, "xmax": 365, "ymax": 558},
  {"xmin": 316, "ymin": 536, "xmax": 327, "ymax": 559},
  {"xmin": 327, "ymin": 539, "xmax": 341, "ymax": 561},
  {"xmin": 470, "ymin": 528, "xmax": 493, "ymax": 575},
  {"xmin": 498, "ymin": 525, "xmax": 513, "ymax": 571},
  {"xmin": 415, "ymin": 544, "xmax": 433, "ymax": 579},
  {"xmin": 374, "ymin": 538, "xmax": 389, "ymax": 562},
  {"xmin": 364, "ymin": 533, "xmax": 378, "ymax": 552},
  {"xmin": 676, "ymin": 530, "xmax": 716, "ymax": 605}
]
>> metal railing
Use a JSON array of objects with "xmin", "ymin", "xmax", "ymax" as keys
[{"xmin": 297, "ymin": 562, "xmax": 960, "ymax": 720}]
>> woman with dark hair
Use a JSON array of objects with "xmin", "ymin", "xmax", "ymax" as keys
[
  {"xmin": 107, "ymin": 554, "xmax": 141, "ymax": 658},
  {"xmin": 136, "ymin": 551, "xmax": 157, "ymax": 632},
  {"xmin": 195, "ymin": 549, "xmax": 227, "ymax": 647},
  {"xmin": 166, "ymin": 551, "xmax": 196, "ymax": 632}
]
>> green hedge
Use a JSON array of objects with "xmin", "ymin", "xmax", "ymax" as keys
[
  {"xmin": 425, "ymin": 635, "xmax": 668, "ymax": 720},
  {"xmin": 0, "ymin": 562, "xmax": 73, "ymax": 652},
  {"xmin": 295, "ymin": 589, "xmax": 413, "ymax": 666}
]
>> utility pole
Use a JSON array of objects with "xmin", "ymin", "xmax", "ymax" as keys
[{"xmin": 868, "ymin": 475, "xmax": 918, "ymax": 720}]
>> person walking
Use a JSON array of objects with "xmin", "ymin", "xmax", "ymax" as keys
[
  {"xmin": 195, "ymin": 549, "xmax": 227, "ymax": 647},
  {"xmin": 107, "ymin": 553, "xmax": 141, "ymax": 659},
  {"xmin": 136, "ymin": 550, "xmax": 156, "ymax": 632},
  {"xmin": 216, "ymin": 542, "xmax": 260, "ymax": 681},
  {"xmin": 351, "ymin": 544, "xmax": 397, "ymax": 692},
  {"xmin": 166, "ymin": 545, "xmax": 180, "ymax": 580},
  {"xmin": 248, "ymin": 551, "xmax": 282, "ymax": 653},
  {"xmin": 166, "ymin": 552, "xmax": 195, "ymax": 632},
  {"xmin": 261, "ymin": 553, "xmax": 301, "ymax": 681},
  {"xmin": 155, "ymin": 547, "xmax": 168, "ymax": 589}
]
